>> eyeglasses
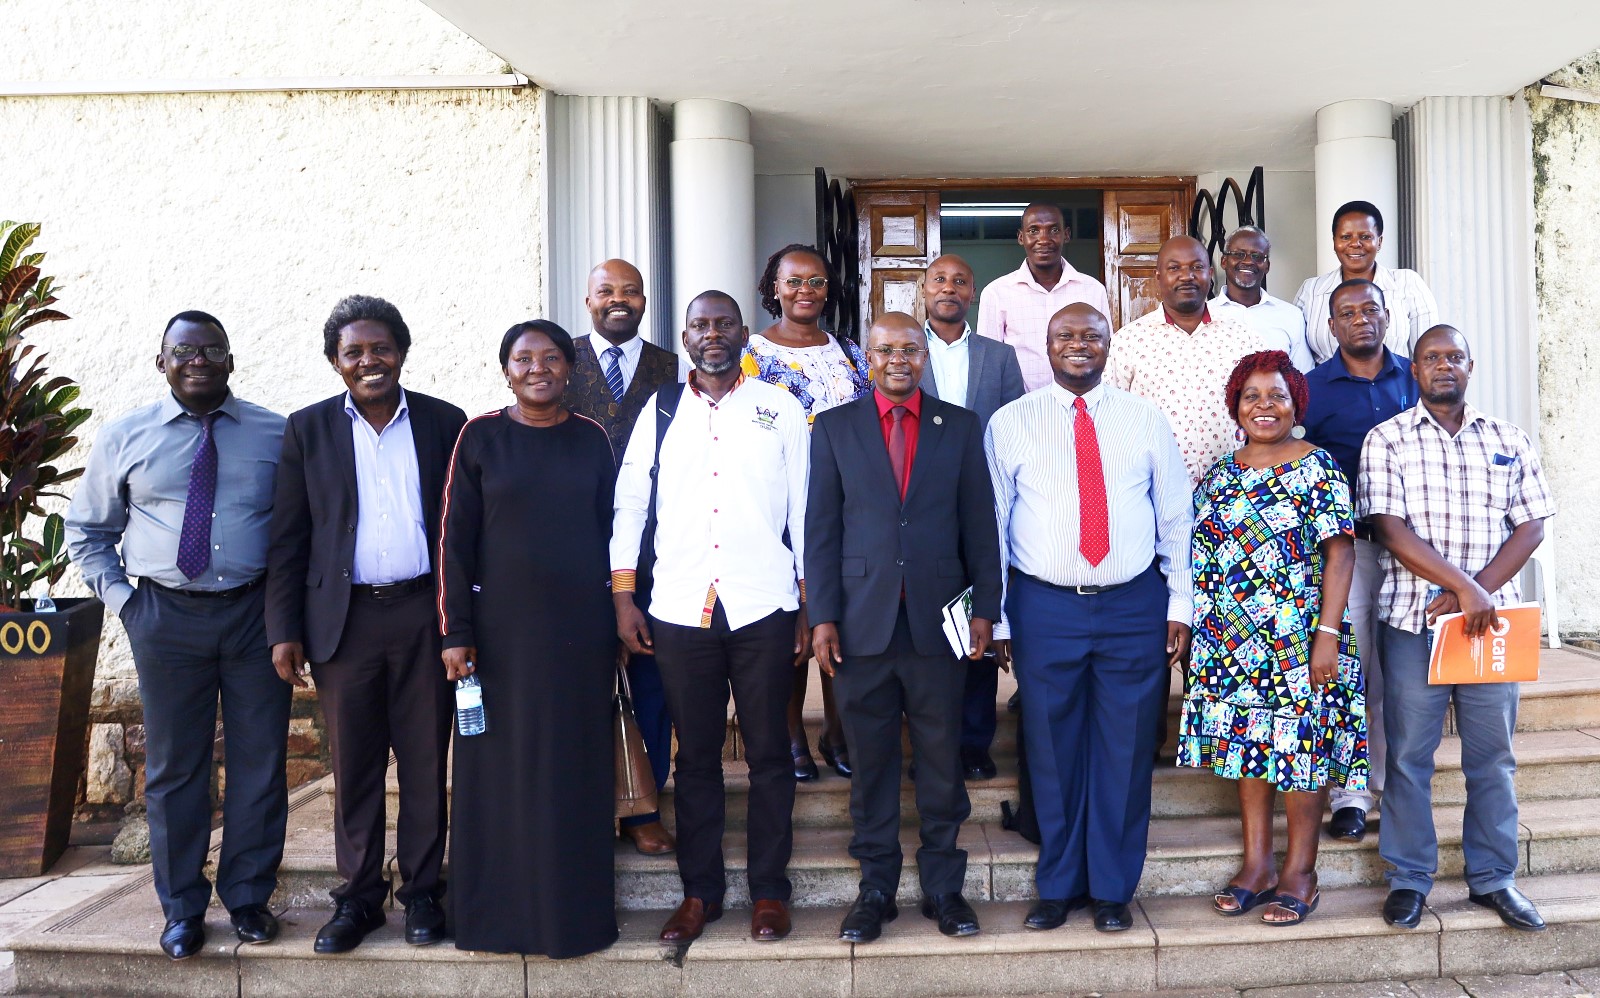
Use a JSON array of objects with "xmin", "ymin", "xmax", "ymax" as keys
[
  {"xmin": 168, "ymin": 344, "xmax": 229, "ymax": 363},
  {"xmin": 783, "ymin": 277, "xmax": 828, "ymax": 290},
  {"xmin": 1222, "ymin": 250, "xmax": 1269, "ymax": 264},
  {"xmin": 867, "ymin": 346, "xmax": 926, "ymax": 359}
]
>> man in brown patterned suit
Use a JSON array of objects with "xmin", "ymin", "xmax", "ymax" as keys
[{"xmin": 567, "ymin": 257, "xmax": 681, "ymax": 855}]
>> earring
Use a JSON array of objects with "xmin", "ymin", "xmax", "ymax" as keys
[
  {"xmin": 1235, "ymin": 426, "xmax": 1247, "ymax": 444},
  {"xmin": 1291, "ymin": 425, "xmax": 1306, "ymax": 440}
]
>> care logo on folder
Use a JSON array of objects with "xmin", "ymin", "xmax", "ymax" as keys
[{"xmin": 1428, "ymin": 602, "xmax": 1541, "ymax": 685}]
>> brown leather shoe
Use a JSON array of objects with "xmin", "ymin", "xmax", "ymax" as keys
[
  {"xmin": 621, "ymin": 820, "xmax": 677, "ymax": 855},
  {"xmin": 751, "ymin": 899, "xmax": 791, "ymax": 941},
  {"xmin": 659, "ymin": 897, "xmax": 721, "ymax": 943}
]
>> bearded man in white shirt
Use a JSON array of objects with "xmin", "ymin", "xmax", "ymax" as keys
[{"xmin": 612, "ymin": 290, "xmax": 811, "ymax": 947}]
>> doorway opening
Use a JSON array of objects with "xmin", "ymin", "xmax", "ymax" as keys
[{"xmin": 940, "ymin": 188, "xmax": 1105, "ymax": 296}]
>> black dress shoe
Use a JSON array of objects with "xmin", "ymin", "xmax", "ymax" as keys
[
  {"xmin": 404, "ymin": 894, "xmax": 447, "ymax": 946},
  {"xmin": 1469, "ymin": 886, "xmax": 1546, "ymax": 932},
  {"xmin": 961, "ymin": 746, "xmax": 998, "ymax": 781},
  {"xmin": 230, "ymin": 903, "xmax": 278, "ymax": 945},
  {"xmin": 314, "ymin": 897, "xmax": 386, "ymax": 954},
  {"xmin": 1024, "ymin": 896, "xmax": 1088, "ymax": 930},
  {"xmin": 1093, "ymin": 900, "xmax": 1134, "ymax": 932},
  {"xmin": 921, "ymin": 893, "xmax": 980, "ymax": 937},
  {"xmin": 1327, "ymin": 806, "xmax": 1368, "ymax": 841},
  {"xmin": 1383, "ymin": 888, "xmax": 1427, "ymax": 928},
  {"xmin": 838, "ymin": 888, "xmax": 897, "ymax": 942},
  {"xmin": 793, "ymin": 744, "xmax": 819, "ymax": 782},
  {"xmin": 160, "ymin": 916, "xmax": 205, "ymax": 961},
  {"xmin": 819, "ymin": 740, "xmax": 853, "ymax": 779}
]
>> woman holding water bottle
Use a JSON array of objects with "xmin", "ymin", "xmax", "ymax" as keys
[{"xmin": 438, "ymin": 320, "xmax": 619, "ymax": 958}]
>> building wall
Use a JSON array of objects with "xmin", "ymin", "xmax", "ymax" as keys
[
  {"xmin": 1528, "ymin": 50, "xmax": 1600, "ymax": 635},
  {"xmin": 1, "ymin": 0, "xmax": 542, "ymax": 814},
  {"xmin": 1195, "ymin": 169, "xmax": 1318, "ymax": 300}
]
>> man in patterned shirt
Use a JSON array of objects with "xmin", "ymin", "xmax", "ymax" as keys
[
  {"xmin": 1107, "ymin": 236, "xmax": 1265, "ymax": 484},
  {"xmin": 1360, "ymin": 325, "xmax": 1555, "ymax": 934}
]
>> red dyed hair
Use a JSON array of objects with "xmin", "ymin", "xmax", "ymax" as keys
[{"xmin": 1225, "ymin": 350, "xmax": 1308, "ymax": 423}]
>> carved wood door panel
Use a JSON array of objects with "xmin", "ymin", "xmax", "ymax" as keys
[
  {"xmin": 1102, "ymin": 187, "xmax": 1189, "ymax": 329},
  {"xmin": 854, "ymin": 190, "xmax": 941, "ymax": 330}
]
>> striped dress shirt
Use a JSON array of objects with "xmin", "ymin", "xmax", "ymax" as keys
[
  {"xmin": 1294, "ymin": 265, "xmax": 1440, "ymax": 365},
  {"xmin": 1357, "ymin": 402, "xmax": 1555, "ymax": 634},
  {"xmin": 976, "ymin": 259, "xmax": 1112, "ymax": 392},
  {"xmin": 985, "ymin": 382, "xmax": 1194, "ymax": 638}
]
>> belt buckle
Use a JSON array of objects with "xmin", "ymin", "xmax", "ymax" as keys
[{"xmin": 1073, "ymin": 584, "xmax": 1100, "ymax": 596}]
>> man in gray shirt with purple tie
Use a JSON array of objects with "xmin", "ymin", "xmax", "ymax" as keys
[{"xmin": 65, "ymin": 311, "xmax": 287, "ymax": 961}]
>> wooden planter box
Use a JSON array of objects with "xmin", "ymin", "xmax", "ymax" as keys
[{"xmin": 0, "ymin": 597, "xmax": 104, "ymax": 877}]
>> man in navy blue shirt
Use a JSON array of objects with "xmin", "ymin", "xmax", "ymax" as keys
[{"xmin": 1302, "ymin": 278, "xmax": 1420, "ymax": 843}]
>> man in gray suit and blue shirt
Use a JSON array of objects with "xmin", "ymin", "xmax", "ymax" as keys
[{"xmin": 920, "ymin": 254, "xmax": 1025, "ymax": 780}]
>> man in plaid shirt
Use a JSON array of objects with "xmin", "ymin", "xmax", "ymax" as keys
[{"xmin": 1359, "ymin": 325, "xmax": 1556, "ymax": 933}]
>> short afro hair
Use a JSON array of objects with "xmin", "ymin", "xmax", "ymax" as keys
[
  {"xmin": 323, "ymin": 295, "xmax": 411, "ymax": 361},
  {"xmin": 1332, "ymin": 200, "xmax": 1384, "ymax": 238},
  {"xmin": 163, "ymin": 310, "xmax": 227, "ymax": 344},
  {"xmin": 758, "ymin": 243, "xmax": 827, "ymax": 319},
  {"xmin": 1224, "ymin": 350, "xmax": 1309, "ymax": 424},
  {"xmin": 498, "ymin": 319, "xmax": 576, "ymax": 368}
]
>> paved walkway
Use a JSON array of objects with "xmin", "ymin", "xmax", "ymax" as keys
[{"xmin": 0, "ymin": 846, "xmax": 136, "ymax": 997}]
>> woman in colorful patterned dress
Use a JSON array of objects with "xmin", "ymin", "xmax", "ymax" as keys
[
  {"xmin": 743, "ymin": 243, "xmax": 872, "ymax": 781},
  {"xmin": 1178, "ymin": 350, "xmax": 1366, "ymax": 926}
]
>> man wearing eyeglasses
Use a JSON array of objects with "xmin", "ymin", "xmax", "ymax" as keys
[
  {"xmin": 66, "ymin": 312, "xmax": 289, "ymax": 961},
  {"xmin": 807, "ymin": 311, "xmax": 1001, "ymax": 943},
  {"xmin": 1208, "ymin": 227, "xmax": 1314, "ymax": 372}
]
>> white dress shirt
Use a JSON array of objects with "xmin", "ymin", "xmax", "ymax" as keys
[
  {"xmin": 1208, "ymin": 290, "xmax": 1314, "ymax": 372},
  {"xmin": 1294, "ymin": 265, "xmax": 1440, "ymax": 365},
  {"xmin": 583, "ymin": 331, "xmax": 646, "ymax": 393},
  {"xmin": 612, "ymin": 375, "xmax": 810, "ymax": 629},
  {"xmin": 976, "ymin": 259, "xmax": 1112, "ymax": 392},
  {"xmin": 923, "ymin": 320, "xmax": 971, "ymax": 406},
  {"xmin": 345, "ymin": 389, "xmax": 430, "ymax": 585},
  {"xmin": 985, "ymin": 382, "xmax": 1194, "ymax": 637}
]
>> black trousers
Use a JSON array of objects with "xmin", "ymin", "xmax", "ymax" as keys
[
  {"xmin": 653, "ymin": 604, "xmax": 796, "ymax": 905},
  {"xmin": 123, "ymin": 582, "xmax": 291, "ymax": 921},
  {"xmin": 309, "ymin": 585, "xmax": 451, "ymax": 909},
  {"xmin": 833, "ymin": 605, "xmax": 970, "ymax": 897}
]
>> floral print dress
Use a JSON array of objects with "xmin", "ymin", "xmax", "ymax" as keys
[{"xmin": 741, "ymin": 333, "xmax": 871, "ymax": 423}]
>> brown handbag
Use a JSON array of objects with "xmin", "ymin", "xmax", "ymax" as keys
[{"xmin": 614, "ymin": 663, "xmax": 659, "ymax": 818}]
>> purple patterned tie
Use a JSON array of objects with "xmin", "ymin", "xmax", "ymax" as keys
[{"xmin": 175, "ymin": 411, "xmax": 219, "ymax": 580}]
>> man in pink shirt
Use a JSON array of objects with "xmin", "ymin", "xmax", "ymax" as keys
[{"xmin": 976, "ymin": 203, "xmax": 1112, "ymax": 392}]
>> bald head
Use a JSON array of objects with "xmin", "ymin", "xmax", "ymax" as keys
[
  {"xmin": 923, "ymin": 254, "xmax": 976, "ymax": 334},
  {"xmin": 868, "ymin": 311, "xmax": 926, "ymax": 344},
  {"xmin": 866, "ymin": 311, "xmax": 927, "ymax": 403},
  {"xmin": 1415, "ymin": 324, "xmax": 1468, "ymax": 357},
  {"xmin": 586, "ymin": 258, "xmax": 646, "ymax": 341},
  {"xmin": 1156, "ymin": 235, "xmax": 1212, "ymax": 316},
  {"xmin": 1046, "ymin": 302, "xmax": 1110, "ymax": 393},
  {"xmin": 1412, "ymin": 324, "xmax": 1472, "ymax": 408},
  {"xmin": 1049, "ymin": 301, "xmax": 1109, "ymax": 336}
]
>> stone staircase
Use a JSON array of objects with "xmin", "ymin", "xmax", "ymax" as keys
[{"xmin": 12, "ymin": 646, "xmax": 1600, "ymax": 996}]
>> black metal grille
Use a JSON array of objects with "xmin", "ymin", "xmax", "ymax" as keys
[{"xmin": 814, "ymin": 167, "xmax": 861, "ymax": 343}]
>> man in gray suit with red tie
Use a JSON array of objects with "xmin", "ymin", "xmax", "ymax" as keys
[
  {"xmin": 807, "ymin": 311, "xmax": 1003, "ymax": 944},
  {"xmin": 919, "ymin": 254, "xmax": 1026, "ymax": 780}
]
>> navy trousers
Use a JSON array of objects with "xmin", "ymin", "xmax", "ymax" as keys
[
  {"xmin": 1009, "ymin": 567, "xmax": 1168, "ymax": 904},
  {"xmin": 960, "ymin": 658, "xmax": 1000, "ymax": 751}
]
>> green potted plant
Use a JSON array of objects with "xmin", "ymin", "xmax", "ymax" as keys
[{"xmin": 0, "ymin": 220, "xmax": 104, "ymax": 877}]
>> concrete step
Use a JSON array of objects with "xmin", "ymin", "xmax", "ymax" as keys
[
  {"xmin": 275, "ymin": 771, "xmax": 1600, "ymax": 911},
  {"xmin": 379, "ymin": 725, "xmax": 1600, "ymax": 828},
  {"xmin": 17, "ymin": 865, "xmax": 1600, "ymax": 997}
]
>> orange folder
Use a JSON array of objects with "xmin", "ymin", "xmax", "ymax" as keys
[{"xmin": 1428, "ymin": 602, "xmax": 1542, "ymax": 684}]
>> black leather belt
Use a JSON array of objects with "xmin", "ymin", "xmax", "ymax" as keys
[
  {"xmin": 1354, "ymin": 521, "xmax": 1376, "ymax": 542},
  {"xmin": 1017, "ymin": 570, "xmax": 1141, "ymax": 597},
  {"xmin": 352, "ymin": 574, "xmax": 432, "ymax": 600},
  {"xmin": 146, "ymin": 577, "xmax": 263, "ymax": 600}
]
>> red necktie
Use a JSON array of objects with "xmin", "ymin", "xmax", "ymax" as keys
[
  {"xmin": 888, "ymin": 405, "xmax": 908, "ymax": 500},
  {"xmin": 1073, "ymin": 396, "xmax": 1109, "ymax": 566}
]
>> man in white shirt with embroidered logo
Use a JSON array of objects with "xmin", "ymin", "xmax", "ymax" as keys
[
  {"xmin": 976, "ymin": 203, "xmax": 1112, "ymax": 392},
  {"xmin": 612, "ymin": 290, "xmax": 810, "ymax": 947}
]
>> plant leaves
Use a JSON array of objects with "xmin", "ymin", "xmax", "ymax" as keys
[{"xmin": 0, "ymin": 265, "xmax": 39, "ymax": 308}]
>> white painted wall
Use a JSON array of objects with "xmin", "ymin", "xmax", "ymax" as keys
[
  {"xmin": 752, "ymin": 173, "xmax": 818, "ymax": 325},
  {"xmin": 1, "ymin": 0, "xmax": 543, "ymax": 685},
  {"xmin": 1194, "ymin": 169, "xmax": 1318, "ymax": 303}
]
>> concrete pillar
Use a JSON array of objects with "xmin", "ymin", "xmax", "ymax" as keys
[
  {"xmin": 1313, "ymin": 99, "xmax": 1398, "ymax": 274},
  {"xmin": 671, "ymin": 99, "xmax": 756, "ymax": 357}
]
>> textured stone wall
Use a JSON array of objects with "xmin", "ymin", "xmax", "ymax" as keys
[
  {"xmin": 1, "ymin": 0, "xmax": 543, "ymax": 816},
  {"xmin": 1528, "ymin": 50, "xmax": 1600, "ymax": 635}
]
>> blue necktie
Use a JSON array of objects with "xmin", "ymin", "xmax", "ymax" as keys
[
  {"xmin": 175, "ymin": 411, "xmax": 219, "ymax": 580},
  {"xmin": 602, "ymin": 346, "xmax": 626, "ymax": 403}
]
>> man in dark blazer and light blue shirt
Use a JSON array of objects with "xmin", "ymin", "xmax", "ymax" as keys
[
  {"xmin": 807, "ymin": 311, "xmax": 1003, "ymax": 944},
  {"xmin": 265, "ymin": 296, "xmax": 467, "ymax": 954},
  {"xmin": 919, "ymin": 254, "xmax": 1025, "ymax": 780}
]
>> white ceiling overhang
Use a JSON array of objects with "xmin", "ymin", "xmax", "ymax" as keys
[{"xmin": 420, "ymin": 0, "xmax": 1600, "ymax": 177}]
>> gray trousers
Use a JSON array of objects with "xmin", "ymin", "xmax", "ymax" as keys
[
  {"xmin": 1331, "ymin": 538, "xmax": 1387, "ymax": 811},
  {"xmin": 1379, "ymin": 623, "xmax": 1520, "ymax": 895},
  {"xmin": 124, "ymin": 582, "xmax": 291, "ymax": 920}
]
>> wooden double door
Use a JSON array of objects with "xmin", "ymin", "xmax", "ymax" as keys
[{"xmin": 851, "ymin": 179, "xmax": 1193, "ymax": 334}]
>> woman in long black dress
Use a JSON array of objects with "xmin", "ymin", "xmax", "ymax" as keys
[{"xmin": 439, "ymin": 319, "xmax": 618, "ymax": 958}]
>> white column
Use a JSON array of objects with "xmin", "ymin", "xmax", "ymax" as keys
[
  {"xmin": 671, "ymin": 99, "xmax": 756, "ymax": 356},
  {"xmin": 1313, "ymin": 99, "xmax": 1398, "ymax": 274}
]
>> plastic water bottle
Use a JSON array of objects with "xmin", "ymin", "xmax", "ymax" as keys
[
  {"xmin": 30, "ymin": 582, "xmax": 55, "ymax": 613},
  {"xmin": 455, "ymin": 674, "xmax": 486, "ymax": 737}
]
